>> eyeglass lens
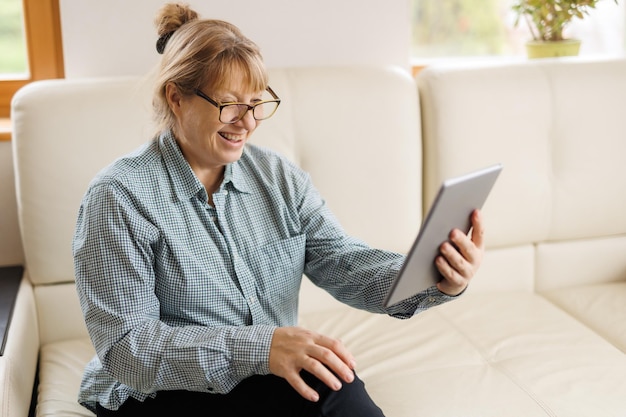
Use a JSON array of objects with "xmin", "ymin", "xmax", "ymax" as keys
[{"xmin": 220, "ymin": 101, "xmax": 279, "ymax": 124}]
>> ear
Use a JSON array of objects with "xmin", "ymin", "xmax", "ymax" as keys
[{"xmin": 165, "ymin": 82, "xmax": 184, "ymax": 117}]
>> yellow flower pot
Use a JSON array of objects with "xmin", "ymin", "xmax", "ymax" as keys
[{"xmin": 525, "ymin": 39, "xmax": 581, "ymax": 59}]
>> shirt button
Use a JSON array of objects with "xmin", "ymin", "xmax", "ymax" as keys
[
  {"xmin": 249, "ymin": 296, "xmax": 256, "ymax": 304},
  {"xmin": 428, "ymin": 297, "xmax": 436, "ymax": 303},
  {"xmin": 223, "ymin": 190, "xmax": 229, "ymax": 195}
]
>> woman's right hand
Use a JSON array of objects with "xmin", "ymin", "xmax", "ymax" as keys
[{"xmin": 269, "ymin": 326, "xmax": 357, "ymax": 402}]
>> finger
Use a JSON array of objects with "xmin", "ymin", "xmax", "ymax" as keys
[
  {"xmin": 469, "ymin": 209, "xmax": 485, "ymax": 249},
  {"xmin": 440, "ymin": 240, "xmax": 473, "ymax": 279},
  {"xmin": 284, "ymin": 370, "xmax": 321, "ymax": 402},
  {"xmin": 299, "ymin": 345, "xmax": 354, "ymax": 391},
  {"xmin": 285, "ymin": 346, "xmax": 350, "ymax": 401},
  {"xmin": 268, "ymin": 327, "xmax": 355, "ymax": 401},
  {"xmin": 448, "ymin": 229, "xmax": 480, "ymax": 268},
  {"xmin": 313, "ymin": 334, "xmax": 357, "ymax": 378},
  {"xmin": 437, "ymin": 250, "xmax": 470, "ymax": 285},
  {"xmin": 302, "ymin": 356, "xmax": 345, "ymax": 392},
  {"xmin": 435, "ymin": 256, "xmax": 468, "ymax": 295}
]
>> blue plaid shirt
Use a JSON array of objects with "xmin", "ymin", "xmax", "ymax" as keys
[{"xmin": 73, "ymin": 130, "xmax": 453, "ymax": 412}]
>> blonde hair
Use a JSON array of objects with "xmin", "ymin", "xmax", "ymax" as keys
[{"xmin": 153, "ymin": 3, "xmax": 268, "ymax": 134}]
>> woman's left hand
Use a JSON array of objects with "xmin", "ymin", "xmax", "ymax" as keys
[{"xmin": 435, "ymin": 209, "xmax": 485, "ymax": 296}]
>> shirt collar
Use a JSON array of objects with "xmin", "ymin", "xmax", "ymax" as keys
[
  {"xmin": 159, "ymin": 130, "xmax": 251, "ymax": 201},
  {"xmin": 226, "ymin": 150, "xmax": 252, "ymax": 194}
]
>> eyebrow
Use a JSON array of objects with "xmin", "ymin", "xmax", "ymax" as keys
[{"xmin": 215, "ymin": 92, "xmax": 264, "ymax": 104}]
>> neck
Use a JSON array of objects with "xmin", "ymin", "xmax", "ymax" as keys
[{"xmin": 194, "ymin": 165, "xmax": 225, "ymax": 200}]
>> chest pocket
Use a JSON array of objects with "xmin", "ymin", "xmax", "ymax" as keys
[{"xmin": 245, "ymin": 234, "xmax": 306, "ymax": 316}]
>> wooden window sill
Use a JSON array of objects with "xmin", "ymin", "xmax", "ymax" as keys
[{"xmin": 0, "ymin": 118, "xmax": 11, "ymax": 142}]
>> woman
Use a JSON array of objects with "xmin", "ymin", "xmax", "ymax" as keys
[{"xmin": 73, "ymin": 3, "xmax": 485, "ymax": 416}]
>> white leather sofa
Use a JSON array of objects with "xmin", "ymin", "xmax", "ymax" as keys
[{"xmin": 4, "ymin": 60, "xmax": 626, "ymax": 417}]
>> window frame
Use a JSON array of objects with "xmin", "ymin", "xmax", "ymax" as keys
[{"xmin": 0, "ymin": 0, "xmax": 64, "ymax": 140}]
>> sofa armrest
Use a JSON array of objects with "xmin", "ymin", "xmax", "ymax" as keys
[
  {"xmin": 0, "ymin": 266, "xmax": 39, "ymax": 417},
  {"xmin": 0, "ymin": 266, "xmax": 23, "ymax": 356}
]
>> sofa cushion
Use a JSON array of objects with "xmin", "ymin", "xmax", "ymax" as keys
[
  {"xmin": 301, "ymin": 293, "xmax": 626, "ymax": 417},
  {"xmin": 38, "ymin": 339, "xmax": 95, "ymax": 417},
  {"xmin": 0, "ymin": 279, "xmax": 38, "ymax": 417},
  {"xmin": 417, "ymin": 59, "xmax": 626, "ymax": 249},
  {"xmin": 40, "ymin": 292, "xmax": 626, "ymax": 417},
  {"xmin": 11, "ymin": 67, "xmax": 421, "ymax": 292},
  {"xmin": 542, "ymin": 282, "xmax": 626, "ymax": 353},
  {"xmin": 535, "ymin": 235, "xmax": 626, "ymax": 291},
  {"xmin": 416, "ymin": 59, "xmax": 626, "ymax": 298}
]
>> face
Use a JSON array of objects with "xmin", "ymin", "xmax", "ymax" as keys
[{"xmin": 167, "ymin": 70, "xmax": 263, "ymax": 176}]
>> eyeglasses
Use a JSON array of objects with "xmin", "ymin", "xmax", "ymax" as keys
[{"xmin": 194, "ymin": 86, "xmax": 281, "ymax": 124}]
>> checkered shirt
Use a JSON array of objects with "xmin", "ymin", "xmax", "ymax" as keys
[{"xmin": 73, "ymin": 130, "xmax": 453, "ymax": 412}]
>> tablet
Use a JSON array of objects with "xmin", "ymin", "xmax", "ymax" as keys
[{"xmin": 383, "ymin": 163, "xmax": 503, "ymax": 307}]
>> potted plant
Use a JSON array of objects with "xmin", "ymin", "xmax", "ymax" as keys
[{"xmin": 512, "ymin": 0, "xmax": 617, "ymax": 58}]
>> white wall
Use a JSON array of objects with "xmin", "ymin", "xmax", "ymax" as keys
[
  {"xmin": 0, "ymin": 0, "xmax": 411, "ymax": 266},
  {"xmin": 60, "ymin": 0, "xmax": 411, "ymax": 78}
]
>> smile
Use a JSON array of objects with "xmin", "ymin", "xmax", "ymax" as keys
[{"xmin": 219, "ymin": 132, "xmax": 245, "ymax": 142}]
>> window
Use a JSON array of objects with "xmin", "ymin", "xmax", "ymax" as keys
[
  {"xmin": 410, "ymin": 0, "xmax": 625, "ymax": 61},
  {"xmin": 0, "ymin": 0, "xmax": 28, "ymax": 76},
  {"xmin": 0, "ymin": 0, "xmax": 64, "ymax": 140}
]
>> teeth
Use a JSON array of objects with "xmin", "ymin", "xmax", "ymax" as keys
[{"xmin": 220, "ymin": 132, "xmax": 244, "ymax": 142}]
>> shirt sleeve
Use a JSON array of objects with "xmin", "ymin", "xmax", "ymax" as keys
[
  {"xmin": 73, "ymin": 181, "xmax": 274, "ymax": 395},
  {"xmin": 296, "ymin": 172, "xmax": 457, "ymax": 318}
]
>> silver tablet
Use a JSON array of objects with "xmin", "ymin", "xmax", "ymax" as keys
[{"xmin": 383, "ymin": 163, "xmax": 503, "ymax": 307}]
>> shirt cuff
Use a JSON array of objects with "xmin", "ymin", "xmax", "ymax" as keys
[
  {"xmin": 412, "ymin": 285, "xmax": 460, "ymax": 315},
  {"xmin": 230, "ymin": 324, "xmax": 276, "ymax": 378}
]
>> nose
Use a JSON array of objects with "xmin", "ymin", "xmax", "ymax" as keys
[{"xmin": 235, "ymin": 108, "xmax": 257, "ymax": 130}]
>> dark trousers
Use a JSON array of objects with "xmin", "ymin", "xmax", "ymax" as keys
[{"xmin": 96, "ymin": 372, "xmax": 385, "ymax": 417}]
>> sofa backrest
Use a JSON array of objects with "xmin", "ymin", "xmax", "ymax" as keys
[
  {"xmin": 11, "ymin": 67, "xmax": 421, "ymax": 343},
  {"xmin": 417, "ymin": 58, "xmax": 626, "ymax": 293}
]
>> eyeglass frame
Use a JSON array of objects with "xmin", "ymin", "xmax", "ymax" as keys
[{"xmin": 194, "ymin": 86, "xmax": 281, "ymax": 124}]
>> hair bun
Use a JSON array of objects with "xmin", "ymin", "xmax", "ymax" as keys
[
  {"xmin": 154, "ymin": 3, "xmax": 198, "ymax": 36},
  {"xmin": 154, "ymin": 3, "xmax": 198, "ymax": 53}
]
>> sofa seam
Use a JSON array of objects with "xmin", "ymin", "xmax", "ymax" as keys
[{"xmin": 434, "ymin": 308, "xmax": 558, "ymax": 417}]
